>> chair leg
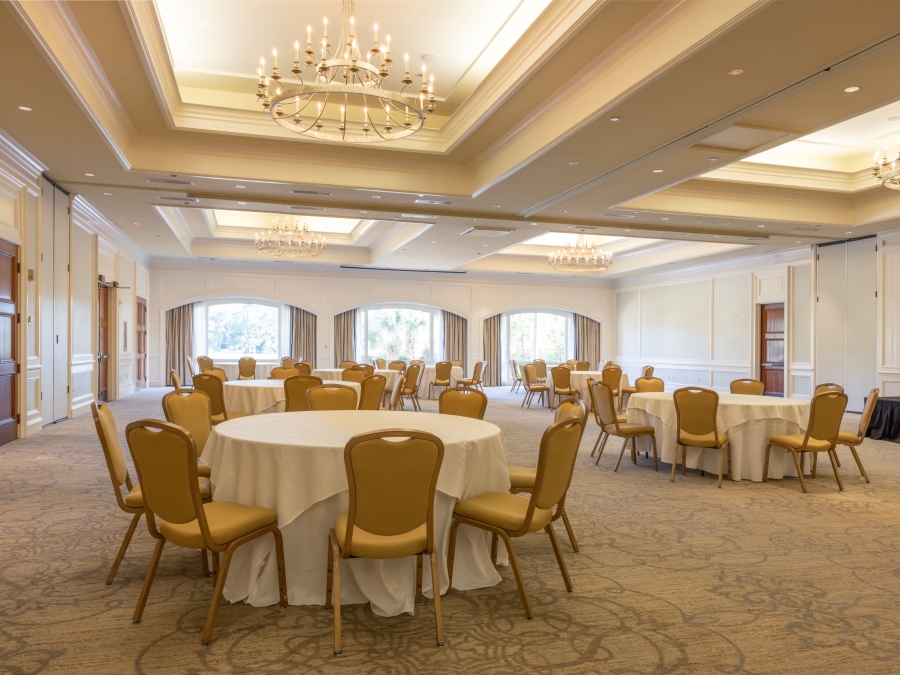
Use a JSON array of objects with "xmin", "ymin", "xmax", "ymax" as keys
[
  {"xmin": 325, "ymin": 531, "xmax": 334, "ymax": 608},
  {"xmin": 108, "ymin": 512, "xmax": 142, "ymax": 585},
  {"xmin": 546, "ymin": 524, "xmax": 573, "ymax": 592},
  {"xmin": 446, "ymin": 518, "xmax": 461, "ymax": 592},
  {"xmin": 727, "ymin": 443, "xmax": 733, "ymax": 481},
  {"xmin": 212, "ymin": 551, "xmax": 220, "ymax": 576},
  {"xmin": 201, "ymin": 549, "xmax": 210, "ymax": 578},
  {"xmin": 835, "ymin": 449, "xmax": 842, "ymax": 467},
  {"xmin": 328, "ymin": 531, "xmax": 342, "ymax": 655},
  {"xmin": 630, "ymin": 436, "xmax": 637, "ymax": 464},
  {"xmin": 272, "ymin": 528, "xmax": 288, "ymax": 608},
  {"xmin": 490, "ymin": 533, "xmax": 499, "ymax": 565},
  {"xmin": 717, "ymin": 446, "xmax": 725, "ymax": 488},
  {"xmin": 671, "ymin": 444, "xmax": 680, "ymax": 482},
  {"xmin": 826, "ymin": 449, "xmax": 844, "ymax": 491},
  {"xmin": 812, "ymin": 451, "xmax": 818, "ymax": 478},
  {"xmin": 133, "ymin": 537, "xmax": 165, "ymax": 623},
  {"xmin": 789, "ymin": 450, "xmax": 807, "ymax": 493},
  {"xmin": 498, "ymin": 531, "xmax": 533, "ymax": 619},
  {"xmin": 560, "ymin": 507, "xmax": 579, "ymax": 552},
  {"xmin": 202, "ymin": 543, "xmax": 238, "ymax": 645},
  {"xmin": 613, "ymin": 437, "xmax": 629, "ymax": 472},
  {"xmin": 763, "ymin": 443, "xmax": 772, "ymax": 481},
  {"xmin": 416, "ymin": 554, "xmax": 424, "ymax": 603},
  {"xmin": 847, "ymin": 444, "xmax": 870, "ymax": 483},
  {"xmin": 650, "ymin": 434, "xmax": 659, "ymax": 472},
  {"xmin": 429, "ymin": 552, "xmax": 445, "ymax": 647}
]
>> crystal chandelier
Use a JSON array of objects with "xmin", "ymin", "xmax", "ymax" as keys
[
  {"xmin": 548, "ymin": 235, "xmax": 612, "ymax": 272},
  {"xmin": 255, "ymin": 217, "xmax": 326, "ymax": 258},
  {"xmin": 873, "ymin": 144, "xmax": 900, "ymax": 189},
  {"xmin": 256, "ymin": 0, "xmax": 436, "ymax": 143}
]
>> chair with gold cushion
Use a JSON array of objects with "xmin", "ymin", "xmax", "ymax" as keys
[
  {"xmin": 281, "ymin": 357, "xmax": 295, "ymax": 369},
  {"xmin": 447, "ymin": 416, "xmax": 584, "ymax": 619},
  {"xmin": 283, "ymin": 375, "xmax": 323, "ymax": 412},
  {"xmin": 589, "ymin": 380, "xmax": 658, "ymax": 471},
  {"xmin": 815, "ymin": 383, "xmax": 844, "ymax": 395},
  {"xmin": 388, "ymin": 373, "xmax": 406, "ymax": 410},
  {"xmin": 197, "ymin": 356, "xmax": 213, "ymax": 372},
  {"xmin": 338, "ymin": 360, "xmax": 357, "ymax": 368},
  {"xmin": 410, "ymin": 359, "xmax": 425, "ymax": 367},
  {"xmin": 521, "ymin": 363, "xmax": 549, "ymax": 409},
  {"xmin": 296, "ymin": 361, "xmax": 312, "ymax": 375},
  {"xmin": 450, "ymin": 360, "xmax": 463, "ymax": 368},
  {"xmin": 270, "ymin": 367, "xmax": 301, "ymax": 380},
  {"xmin": 533, "ymin": 359, "xmax": 548, "ymax": 384},
  {"xmin": 171, "ymin": 369, "xmax": 183, "ymax": 391},
  {"xmin": 764, "ymin": 390, "xmax": 848, "ymax": 493},
  {"xmin": 398, "ymin": 363, "xmax": 423, "ymax": 411},
  {"xmin": 730, "ymin": 379, "xmax": 765, "ymax": 395},
  {"xmin": 160, "ymin": 390, "xmax": 215, "ymax": 478},
  {"xmin": 509, "ymin": 360, "xmax": 523, "ymax": 393},
  {"xmin": 342, "ymin": 366, "xmax": 368, "ymax": 383},
  {"xmin": 561, "ymin": 363, "xmax": 575, "ymax": 371},
  {"xmin": 619, "ymin": 366, "xmax": 655, "ymax": 407},
  {"xmin": 360, "ymin": 364, "xmax": 375, "ymax": 376},
  {"xmin": 374, "ymin": 358, "xmax": 387, "ymax": 369},
  {"xmin": 186, "ymin": 356, "xmax": 197, "ymax": 378},
  {"xmin": 429, "ymin": 361, "xmax": 453, "ymax": 399},
  {"xmin": 358, "ymin": 375, "xmax": 386, "ymax": 411},
  {"xmin": 326, "ymin": 430, "xmax": 445, "ymax": 654},
  {"xmin": 632, "ymin": 376, "xmax": 663, "ymax": 393},
  {"xmin": 601, "ymin": 364, "xmax": 623, "ymax": 411},
  {"xmin": 550, "ymin": 366, "xmax": 579, "ymax": 410},
  {"xmin": 125, "ymin": 420, "xmax": 287, "ymax": 644},
  {"xmin": 672, "ymin": 387, "xmax": 732, "ymax": 487},
  {"xmin": 586, "ymin": 376, "xmax": 627, "ymax": 457},
  {"xmin": 457, "ymin": 361, "xmax": 484, "ymax": 391},
  {"xmin": 308, "ymin": 383, "xmax": 359, "ymax": 411},
  {"xmin": 192, "ymin": 373, "xmax": 250, "ymax": 424},
  {"xmin": 832, "ymin": 388, "xmax": 877, "ymax": 483},
  {"xmin": 91, "ymin": 402, "xmax": 211, "ymax": 585},
  {"xmin": 238, "ymin": 357, "xmax": 256, "ymax": 380},
  {"xmin": 439, "ymin": 387, "xmax": 488, "ymax": 420},
  {"xmin": 204, "ymin": 367, "xmax": 227, "ymax": 382},
  {"xmin": 388, "ymin": 360, "xmax": 407, "ymax": 372},
  {"xmin": 575, "ymin": 361, "xmax": 590, "ymax": 371},
  {"xmin": 507, "ymin": 400, "xmax": 587, "ymax": 552}
]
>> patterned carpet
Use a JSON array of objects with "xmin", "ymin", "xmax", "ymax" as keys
[{"xmin": 1, "ymin": 386, "xmax": 899, "ymax": 674}]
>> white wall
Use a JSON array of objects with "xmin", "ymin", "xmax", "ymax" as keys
[
  {"xmin": 877, "ymin": 231, "xmax": 900, "ymax": 397},
  {"xmin": 148, "ymin": 261, "xmax": 617, "ymax": 386}
]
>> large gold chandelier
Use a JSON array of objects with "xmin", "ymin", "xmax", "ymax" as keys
[
  {"xmin": 873, "ymin": 144, "xmax": 900, "ymax": 189},
  {"xmin": 549, "ymin": 235, "xmax": 612, "ymax": 272},
  {"xmin": 256, "ymin": 0, "xmax": 436, "ymax": 143},
  {"xmin": 255, "ymin": 217, "xmax": 326, "ymax": 258}
]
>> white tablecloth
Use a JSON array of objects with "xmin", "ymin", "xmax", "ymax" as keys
[
  {"xmin": 209, "ymin": 362, "xmax": 277, "ymax": 382},
  {"xmin": 421, "ymin": 366, "xmax": 465, "ymax": 399},
  {"xmin": 202, "ymin": 411, "xmax": 511, "ymax": 616},
  {"xmin": 223, "ymin": 379, "xmax": 361, "ymax": 414},
  {"xmin": 625, "ymin": 392, "xmax": 811, "ymax": 482},
  {"xmin": 312, "ymin": 368, "xmax": 401, "ymax": 390}
]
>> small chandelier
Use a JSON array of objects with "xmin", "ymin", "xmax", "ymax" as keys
[
  {"xmin": 873, "ymin": 144, "xmax": 900, "ymax": 189},
  {"xmin": 548, "ymin": 235, "xmax": 612, "ymax": 272},
  {"xmin": 255, "ymin": 217, "xmax": 326, "ymax": 258},
  {"xmin": 256, "ymin": 0, "xmax": 436, "ymax": 143}
]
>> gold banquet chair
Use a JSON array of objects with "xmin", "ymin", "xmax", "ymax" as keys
[
  {"xmin": 327, "ymin": 430, "xmax": 445, "ymax": 654},
  {"xmin": 589, "ymin": 380, "xmax": 658, "ymax": 471},
  {"xmin": 388, "ymin": 373, "xmax": 406, "ymax": 410},
  {"xmin": 521, "ymin": 363, "xmax": 549, "ymax": 409},
  {"xmin": 238, "ymin": 357, "xmax": 256, "ymax": 380},
  {"xmin": 192, "ymin": 373, "xmax": 251, "ymax": 424},
  {"xmin": 338, "ymin": 360, "xmax": 357, "ymax": 368},
  {"xmin": 126, "ymin": 420, "xmax": 287, "ymax": 644},
  {"xmin": 533, "ymin": 359, "xmax": 548, "ymax": 384},
  {"xmin": 160, "ymin": 390, "xmax": 214, "ymax": 478},
  {"xmin": 619, "ymin": 365, "xmax": 654, "ymax": 408},
  {"xmin": 509, "ymin": 360, "xmax": 523, "ymax": 393},
  {"xmin": 730, "ymin": 379, "xmax": 765, "ymax": 395},
  {"xmin": 601, "ymin": 364, "xmax": 623, "ymax": 411},
  {"xmin": 360, "ymin": 364, "xmax": 375, "ymax": 376},
  {"xmin": 374, "ymin": 358, "xmax": 387, "ymax": 369},
  {"xmin": 197, "ymin": 356, "xmax": 214, "ymax": 372},
  {"xmin": 635, "ymin": 376, "xmax": 665, "ymax": 393},
  {"xmin": 439, "ymin": 386, "xmax": 488, "ymax": 420},
  {"xmin": 204, "ymin": 367, "xmax": 228, "ymax": 382},
  {"xmin": 550, "ymin": 365, "xmax": 579, "ymax": 410},
  {"xmin": 429, "ymin": 361, "xmax": 453, "ymax": 399},
  {"xmin": 270, "ymin": 366, "xmax": 301, "ymax": 380},
  {"xmin": 507, "ymin": 400, "xmax": 587, "ymax": 551},
  {"xmin": 388, "ymin": 360, "xmax": 407, "ymax": 372},
  {"xmin": 342, "ymin": 365, "xmax": 368, "ymax": 383},
  {"xmin": 296, "ymin": 361, "xmax": 312, "ymax": 375},
  {"xmin": 815, "ymin": 383, "xmax": 844, "ymax": 395},
  {"xmin": 457, "ymin": 361, "xmax": 485, "ymax": 391},
  {"xmin": 398, "ymin": 363, "xmax": 423, "ymax": 411},
  {"xmin": 91, "ymin": 402, "xmax": 211, "ymax": 585},
  {"xmin": 447, "ymin": 417, "xmax": 585, "ymax": 619},
  {"xmin": 450, "ymin": 360, "xmax": 463, "ymax": 368},
  {"xmin": 170, "ymin": 369, "xmax": 183, "ymax": 391},
  {"xmin": 763, "ymin": 390, "xmax": 848, "ymax": 493},
  {"xmin": 283, "ymin": 375, "xmax": 323, "ymax": 412},
  {"xmin": 575, "ymin": 361, "xmax": 590, "ymax": 371},
  {"xmin": 586, "ymin": 376, "xmax": 627, "ymax": 457},
  {"xmin": 307, "ymin": 383, "xmax": 359, "ymax": 411},
  {"xmin": 186, "ymin": 356, "xmax": 197, "ymax": 378},
  {"xmin": 672, "ymin": 387, "xmax": 732, "ymax": 488},
  {"xmin": 358, "ymin": 375, "xmax": 387, "ymax": 410},
  {"xmin": 281, "ymin": 357, "xmax": 295, "ymax": 368},
  {"xmin": 833, "ymin": 388, "xmax": 878, "ymax": 482}
]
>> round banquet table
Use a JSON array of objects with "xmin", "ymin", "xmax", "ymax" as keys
[
  {"xmin": 625, "ymin": 392, "xmax": 811, "ymax": 482},
  {"xmin": 312, "ymin": 368, "xmax": 400, "ymax": 391},
  {"xmin": 223, "ymin": 379, "xmax": 361, "ymax": 415},
  {"xmin": 421, "ymin": 365, "xmax": 465, "ymax": 399},
  {"xmin": 547, "ymin": 369, "xmax": 629, "ymax": 409},
  {"xmin": 202, "ymin": 410, "xmax": 511, "ymax": 616}
]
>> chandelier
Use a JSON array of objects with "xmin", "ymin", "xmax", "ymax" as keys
[
  {"xmin": 548, "ymin": 235, "xmax": 612, "ymax": 272},
  {"xmin": 255, "ymin": 0, "xmax": 435, "ymax": 143},
  {"xmin": 255, "ymin": 217, "xmax": 326, "ymax": 258},
  {"xmin": 873, "ymin": 144, "xmax": 900, "ymax": 189}
]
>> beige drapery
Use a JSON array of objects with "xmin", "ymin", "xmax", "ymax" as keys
[
  {"xmin": 333, "ymin": 309, "xmax": 356, "ymax": 366},
  {"xmin": 482, "ymin": 314, "xmax": 501, "ymax": 386},
  {"xmin": 291, "ymin": 307, "xmax": 317, "ymax": 365},
  {"xmin": 165, "ymin": 303, "xmax": 194, "ymax": 386},
  {"xmin": 574, "ymin": 314, "xmax": 601, "ymax": 369},
  {"xmin": 442, "ymin": 310, "xmax": 467, "ymax": 366}
]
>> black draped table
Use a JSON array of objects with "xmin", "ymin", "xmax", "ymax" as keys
[{"xmin": 867, "ymin": 396, "xmax": 900, "ymax": 443}]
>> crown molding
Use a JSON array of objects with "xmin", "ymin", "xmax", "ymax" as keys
[
  {"xmin": 0, "ymin": 128, "xmax": 47, "ymax": 195},
  {"xmin": 71, "ymin": 196, "xmax": 150, "ymax": 266},
  {"xmin": 153, "ymin": 205, "xmax": 192, "ymax": 255},
  {"xmin": 702, "ymin": 161, "xmax": 877, "ymax": 193}
]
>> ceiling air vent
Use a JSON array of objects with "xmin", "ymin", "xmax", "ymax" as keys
[
  {"xmin": 290, "ymin": 205, "xmax": 326, "ymax": 211},
  {"xmin": 147, "ymin": 178, "xmax": 193, "ymax": 186},
  {"xmin": 662, "ymin": 232, "xmax": 690, "ymax": 236},
  {"xmin": 599, "ymin": 213, "xmax": 635, "ymax": 219},
  {"xmin": 158, "ymin": 196, "xmax": 199, "ymax": 203},
  {"xmin": 743, "ymin": 236, "xmax": 767, "ymax": 241},
  {"xmin": 415, "ymin": 199, "xmax": 451, "ymax": 205},
  {"xmin": 460, "ymin": 226, "xmax": 513, "ymax": 237},
  {"xmin": 400, "ymin": 213, "xmax": 437, "ymax": 219},
  {"xmin": 697, "ymin": 220, "xmax": 730, "ymax": 226},
  {"xmin": 291, "ymin": 189, "xmax": 331, "ymax": 196},
  {"xmin": 791, "ymin": 227, "xmax": 820, "ymax": 232}
]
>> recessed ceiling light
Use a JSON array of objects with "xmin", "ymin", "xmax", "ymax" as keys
[
  {"xmin": 18, "ymin": 106, "xmax": 31, "ymax": 111},
  {"xmin": 134, "ymin": 223, "xmax": 140, "ymax": 226},
  {"xmin": 713, "ymin": 235, "xmax": 720, "ymax": 238},
  {"xmin": 560, "ymin": 210, "xmax": 568, "ymax": 213},
  {"xmin": 728, "ymin": 68, "xmax": 744, "ymax": 76},
  {"xmin": 103, "ymin": 192, "xmax": 112, "ymax": 196},
  {"xmin": 610, "ymin": 117, "xmax": 619, "ymax": 122},
  {"xmin": 360, "ymin": 211, "xmax": 368, "ymax": 214},
  {"xmin": 846, "ymin": 231, "xmax": 853, "ymax": 234},
  {"xmin": 624, "ymin": 229, "xmax": 631, "ymax": 232},
  {"xmin": 84, "ymin": 173, "xmax": 94, "ymax": 177},
  {"xmin": 710, "ymin": 157, "xmax": 718, "ymax": 162},
  {"xmin": 653, "ymin": 169, "xmax": 663, "ymax": 173},
  {"xmin": 421, "ymin": 53, "xmax": 441, "ymax": 62},
  {"xmin": 796, "ymin": 240, "xmax": 802, "ymax": 243},
  {"xmin": 662, "ymin": 217, "xmax": 669, "ymax": 221},
  {"xmin": 758, "ymin": 225, "xmax": 765, "ymax": 228},
  {"xmin": 430, "ymin": 241, "xmax": 437, "ymax": 244},
  {"xmin": 844, "ymin": 86, "xmax": 860, "ymax": 93},
  {"xmin": 372, "ymin": 196, "xmax": 381, "ymax": 199},
  {"xmin": 482, "ymin": 244, "xmax": 488, "ymax": 247},
  {"xmin": 568, "ymin": 161, "xmax": 579, "ymax": 166},
  {"xmin": 238, "ymin": 202, "xmax": 246, "ymax": 205},
  {"xmin": 493, "ymin": 205, "xmax": 501, "ymax": 208},
  {"xmin": 236, "ymin": 185, "xmax": 246, "ymax": 188}
]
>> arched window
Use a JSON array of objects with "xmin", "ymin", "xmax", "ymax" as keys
[
  {"xmin": 356, "ymin": 304, "xmax": 443, "ymax": 364},
  {"xmin": 193, "ymin": 299, "xmax": 290, "ymax": 362},
  {"xmin": 505, "ymin": 309, "xmax": 574, "ymax": 365}
]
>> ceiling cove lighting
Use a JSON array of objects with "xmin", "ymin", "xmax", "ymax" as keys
[
  {"xmin": 256, "ymin": 0, "xmax": 435, "ymax": 143},
  {"xmin": 255, "ymin": 216, "xmax": 326, "ymax": 258},
  {"xmin": 548, "ymin": 235, "xmax": 611, "ymax": 273}
]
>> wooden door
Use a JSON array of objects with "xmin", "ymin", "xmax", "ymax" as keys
[
  {"xmin": 760, "ymin": 303, "xmax": 785, "ymax": 396},
  {"xmin": 0, "ymin": 240, "xmax": 17, "ymax": 445},
  {"xmin": 136, "ymin": 297, "xmax": 147, "ymax": 389},
  {"xmin": 98, "ymin": 284, "xmax": 109, "ymax": 401}
]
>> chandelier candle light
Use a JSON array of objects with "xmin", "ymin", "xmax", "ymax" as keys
[
  {"xmin": 256, "ymin": 0, "xmax": 436, "ymax": 142},
  {"xmin": 548, "ymin": 235, "xmax": 612, "ymax": 272},
  {"xmin": 255, "ymin": 217, "xmax": 326, "ymax": 258},
  {"xmin": 873, "ymin": 143, "xmax": 900, "ymax": 189}
]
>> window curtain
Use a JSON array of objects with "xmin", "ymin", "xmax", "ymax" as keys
[
  {"xmin": 442, "ymin": 310, "xmax": 467, "ymax": 366},
  {"xmin": 574, "ymin": 314, "xmax": 601, "ymax": 369},
  {"xmin": 165, "ymin": 303, "xmax": 194, "ymax": 386},
  {"xmin": 333, "ymin": 309, "xmax": 356, "ymax": 366},
  {"xmin": 482, "ymin": 314, "xmax": 501, "ymax": 386},
  {"xmin": 291, "ymin": 307, "xmax": 317, "ymax": 365}
]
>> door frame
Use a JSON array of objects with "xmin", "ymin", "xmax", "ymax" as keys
[
  {"xmin": 759, "ymin": 302, "xmax": 785, "ymax": 397},
  {"xmin": 752, "ymin": 269, "xmax": 791, "ymax": 399}
]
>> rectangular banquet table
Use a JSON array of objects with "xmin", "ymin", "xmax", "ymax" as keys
[
  {"xmin": 223, "ymin": 379, "xmax": 362, "ymax": 414},
  {"xmin": 625, "ymin": 392, "xmax": 811, "ymax": 482},
  {"xmin": 202, "ymin": 410, "xmax": 512, "ymax": 617}
]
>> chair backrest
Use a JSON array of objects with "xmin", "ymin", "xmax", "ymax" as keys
[
  {"xmin": 551, "ymin": 366, "xmax": 571, "ymax": 390},
  {"xmin": 375, "ymin": 358, "xmax": 387, "ymax": 369},
  {"xmin": 205, "ymin": 367, "xmax": 227, "ymax": 382},
  {"xmin": 403, "ymin": 364, "xmax": 423, "ymax": 392},
  {"xmin": 341, "ymin": 430, "xmax": 444, "ymax": 556},
  {"xmin": 439, "ymin": 387, "xmax": 488, "ymax": 420},
  {"xmin": 307, "ymin": 383, "xmax": 359, "ymax": 411},
  {"xmin": 342, "ymin": 365, "xmax": 368, "ymax": 383},
  {"xmin": 575, "ymin": 361, "xmax": 590, "ymax": 371},
  {"xmin": 270, "ymin": 366, "xmax": 301, "ymax": 380},
  {"xmin": 410, "ymin": 359, "xmax": 425, "ymax": 367},
  {"xmin": 533, "ymin": 359, "xmax": 547, "ymax": 379},
  {"xmin": 601, "ymin": 365, "xmax": 622, "ymax": 391},
  {"xmin": 561, "ymin": 363, "xmax": 575, "ymax": 371},
  {"xmin": 91, "ymin": 402, "xmax": 131, "ymax": 510},
  {"xmin": 555, "ymin": 398, "xmax": 588, "ymax": 426},
  {"xmin": 522, "ymin": 417, "xmax": 584, "ymax": 530},
  {"xmin": 284, "ymin": 375, "xmax": 323, "ymax": 412},
  {"xmin": 673, "ymin": 387, "xmax": 719, "ymax": 440},
  {"xmin": 588, "ymin": 380, "xmax": 619, "ymax": 430},
  {"xmin": 193, "ymin": 373, "xmax": 228, "ymax": 417},
  {"xmin": 281, "ymin": 357, "xmax": 295, "ymax": 368},
  {"xmin": 185, "ymin": 356, "xmax": 196, "ymax": 377},
  {"xmin": 360, "ymin": 364, "xmax": 375, "ymax": 376},
  {"xmin": 642, "ymin": 365, "xmax": 654, "ymax": 378},
  {"xmin": 854, "ymin": 389, "xmax": 880, "ymax": 442},
  {"xmin": 470, "ymin": 360, "xmax": 485, "ymax": 383},
  {"xmin": 635, "ymin": 376, "xmax": 664, "ymax": 393},
  {"xmin": 730, "ymin": 379, "xmax": 765, "ymax": 395},
  {"xmin": 434, "ymin": 361, "xmax": 452, "ymax": 381},
  {"xmin": 510, "ymin": 360, "xmax": 521, "ymax": 380},
  {"xmin": 170, "ymin": 369, "xmax": 182, "ymax": 391},
  {"xmin": 338, "ymin": 360, "xmax": 357, "ymax": 368},
  {"xmin": 389, "ymin": 373, "xmax": 405, "ymax": 410},
  {"xmin": 815, "ymin": 383, "xmax": 844, "ymax": 395},
  {"xmin": 805, "ymin": 391, "xmax": 848, "ymax": 444},
  {"xmin": 197, "ymin": 356, "xmax": 213, "ymax": 372},
  {"xmin": 238, "ymin": 357, "xmax": 256, "ymax": 379},
  {"xmin": 162, "ymin": 389, "xmax": 213, "ymax": 454},
  {"xmin": 359, "ymin": 375, "xmax": 387, "ymax": 410},
  {"xmin": 296, "ymin": 361, "xmax": 312, "ymax": 375},
  {"xmin": 450, "ymin": 360, "xmax": 463, "ymax": 368},
  {"xmin": 388, "ymin": 360, "xmax": 407, "ymax": 371},
  {"xmin": 523, "ymin": 363, "xmax": 539, "ymax": 388}
]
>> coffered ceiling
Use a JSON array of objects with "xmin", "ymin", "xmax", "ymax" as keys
[{"xmin": 4, "ymin": 0, "xmax": 900, "ymax": 282}]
